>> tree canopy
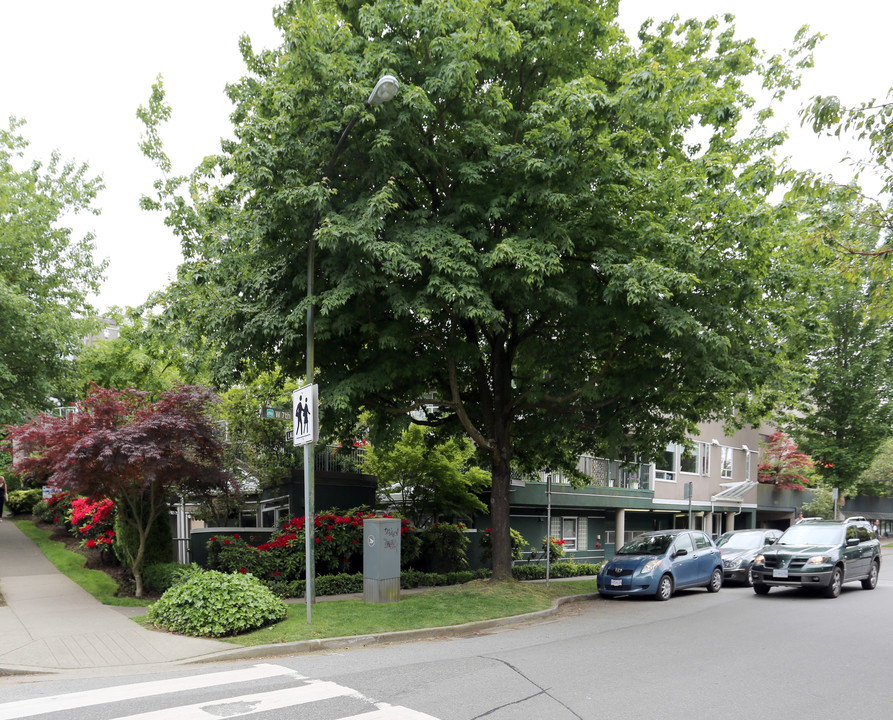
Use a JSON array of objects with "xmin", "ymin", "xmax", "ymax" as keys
[
  {"xmin": 797, "ymin": 88, "xmax": 893, "ymax": 317},
  {"xmin": 71, "ymin": 307, "xmax": 212, "ymax": 400},
  {"xmin": 0, "ymin": 119, "xmax": 105, "ymax": 424},
  {"xmin": 860, "ymin": 435, "xmax": 893, "ymax": 490},
  {"xmin": 144, "ymin": 1, "xmax": 820, "ymax": 578}
]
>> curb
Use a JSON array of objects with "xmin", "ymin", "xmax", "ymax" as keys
[{"xmin": 181, "ymin": 592, "xmax": 600, "ymax": 665}]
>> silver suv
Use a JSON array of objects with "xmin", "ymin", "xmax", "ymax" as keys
[{"xmin": 750, "ymin": 518, "xmax": 881, "ymax": 598}]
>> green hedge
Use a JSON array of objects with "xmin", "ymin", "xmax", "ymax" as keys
[
  {"xmin": 7, "ymin": 489, "xmax": 42, "ymax": 515},
  {"xmin": 262, "ymin": 568, "xmax": 492, "ymax": 599},
  {"xmin": 511, "ymin": 561, "xmax": 602, "ymax": 581}
]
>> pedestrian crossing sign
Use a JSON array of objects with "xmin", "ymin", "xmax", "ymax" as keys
[{"xmin": 292, "ymin": 384, "xmax": 319, "ymax": 446}]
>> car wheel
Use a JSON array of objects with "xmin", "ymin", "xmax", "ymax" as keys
[
  {"xmin": 655, "ymin": 574, "xmax": 673, "ymax": 601},
  {"xmin": 861, "ymin": 560, "xmax": 880, "ymax": 590},
  {"xmin": 753, "ymin": 582, "xmax": 770, "ymax": 595},
  {"xmin": 744, "ymin": 563, "xmax": 754, "ymax": 587},
  {"xmin": 823, "ymin": 566, "xmax": 843, "ymax": 598},
  {"xmin": 707, "ymin": 567, "xmax": 722, "ymax": 593}
]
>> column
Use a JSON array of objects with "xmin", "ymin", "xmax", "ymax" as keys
[
  {"xmin": 615, "ymin": 508, "xmax": 625, "ymax": 553},
  {"xmin": 725, "ymin": 512, "xmax": 736, "ymax": 533}
]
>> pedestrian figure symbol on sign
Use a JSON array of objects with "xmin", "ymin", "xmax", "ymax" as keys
[
  {"xmin": 292, "ymin": 385, "xmax": 318, "ymax": 446},
  {"xmin": 295, "ymin": 396, "xmax": 305, "ymax": 435}
]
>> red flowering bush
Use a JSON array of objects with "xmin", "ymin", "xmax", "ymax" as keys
[
  {"xmin": 32, "ymin": 491, "xmax": 77, "ymax": 529},
  {"xmin": 70, "ymin": 497, "xmax": 116, "ymax": 550},
  {"xmin": 207, "ymin": 508, "xmax": 421, "ymax": 594},
  {"xmin": 542, "ymin": 536, "xmax": 566, "ymax": 563}
]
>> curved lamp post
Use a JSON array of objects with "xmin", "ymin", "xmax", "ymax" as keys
[{"xmin": 303, "ymin": 74, "xmax": 399, "ymax": 623}]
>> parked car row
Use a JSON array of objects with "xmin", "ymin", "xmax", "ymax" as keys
[{"xmin": 596, "ymin": 518, "xmax": 882, "ymax": 601}]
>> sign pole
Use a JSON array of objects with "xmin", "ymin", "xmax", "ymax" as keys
[{"xmin": 294, "ymin": 384, "xmax": 319, "ymax": 622}]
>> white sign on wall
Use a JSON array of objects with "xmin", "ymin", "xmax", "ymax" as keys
[{"xmin": 292, "ymin": 384, "xmax": 319, "ymax": 446}]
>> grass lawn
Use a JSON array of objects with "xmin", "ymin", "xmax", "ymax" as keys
[
  {"xmin": 224, "ymin": 579, "xmax": 598, "ymax": 646},
  {"xmin": 13, "ymin": 519, "xmax": 149, "ymax": 607}
]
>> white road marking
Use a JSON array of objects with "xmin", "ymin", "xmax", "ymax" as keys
[{"xmin": 0, "ymin": 663, "xmax": 304, "ymax": 720}]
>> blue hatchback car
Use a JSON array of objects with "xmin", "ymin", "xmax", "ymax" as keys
[{"xmin": 597, "ymin": 529, "xmax": 723, "ymax": 601}]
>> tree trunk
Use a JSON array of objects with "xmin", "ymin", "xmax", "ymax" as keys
[{"xmin": 490, "ymin": 450, "xmax": 513, "ymax": 581}]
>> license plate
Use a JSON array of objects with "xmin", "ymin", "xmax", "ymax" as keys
[
  {"xmin": 611, "ymin": 579, "xmax": 623, "ymax": 587},
  {"xmin": 773, "ymin": 568, "xmax": 788, "ymax": 579}
]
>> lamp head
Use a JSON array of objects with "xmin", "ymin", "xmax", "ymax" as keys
[{"xmin": 368, "ymin": 74, "xmax": 400, "ymax": 106}]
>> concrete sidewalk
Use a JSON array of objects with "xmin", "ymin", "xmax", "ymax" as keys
[{"xmin": 0, "ymin": 520, "xmax": 233, "ymax": 676}]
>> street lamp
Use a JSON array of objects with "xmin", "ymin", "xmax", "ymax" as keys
[{"xmin": 303, "ymin": 74, "xmax": 399, "ymax": 623}]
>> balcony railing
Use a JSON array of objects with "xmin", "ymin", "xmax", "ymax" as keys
[
  {"xmin": 315, "ymin": 445, "xmax": 369, "ymax": 474},
  {"xmin": 525, "ymin": 455, "xmax": 652, "ymax": 491}
]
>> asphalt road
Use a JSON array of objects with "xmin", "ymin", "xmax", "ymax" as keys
[{"xmin": 2, "ymin": 577, "xmax": 891, "ymax": 719}]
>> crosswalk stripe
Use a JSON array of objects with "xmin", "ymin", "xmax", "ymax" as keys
[
  {"xmin": 0, "ymin": 663, "xmax": 304, "ymax": 720},
  {"xmin": 106, "ymin": 679, "xmax": 361, "ymax": 720},
  {"xmin": 340, "ymin": 703, "xmax": 442, "ymax": 719}
]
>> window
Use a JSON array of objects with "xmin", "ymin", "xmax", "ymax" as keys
[
  {"xmin": 259, "ymin": 497, "xmax": 289, "ymax": 528},
  {"xmin": 693, "ymin": 532, "xmax": 712, "ymax": 550},
  {"xmin": 699, "ymin": 443, "xmax": 711, "ymax": 475},
  {"xmin": 681, "ymin": 442, "xmax": 710, "ymax": 475},
  {"xmin": 551, "ymin": 517, "xmax": 578, "ymax": 551},
  {"xmin": 562, "ymin": 517, "xmax": 577, "ymax": 551},
  {"xmin": 680, "ymin": 445, "xmax": 697, "ymax": 474},
  {"xmin": 673, "ymin": 533, "xmax": 694, "ymax": 554},
  {"xmin": 655, "ymin": 443, "xmax": 678, "ymax": 482},
  {"xmin": 721, "ymin": 447, "xmax": 734, "ymax": 479}
]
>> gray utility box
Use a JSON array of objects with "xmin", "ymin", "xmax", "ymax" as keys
[{"xmin": 363, "ymin": 517, "xmax": 401, "ymax": 603}]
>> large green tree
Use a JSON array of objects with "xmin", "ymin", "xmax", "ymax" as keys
[
  {"xmin": 145, "ymin": 1, "xmax": 818, "ymax": 578},
  {"xmin": 0, "ymin": 119, "xmax": 105, "ymax": 423},
  {"xmin": 784, "ymin": 226, "xmax": 893, "ymax": 494}
]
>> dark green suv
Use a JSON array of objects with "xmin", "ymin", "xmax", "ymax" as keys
[{"xmin": 750, "ymin": 518, "xmax": 881, "ymax": 598}]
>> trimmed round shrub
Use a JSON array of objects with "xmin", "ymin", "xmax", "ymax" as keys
[{"xmin": 146, "ymin": 570, "xmax": 287, "ymax": 637}]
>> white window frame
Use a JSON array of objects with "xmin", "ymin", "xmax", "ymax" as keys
[
  {"xmin": 699, "ymin": 442, "xmax": 711, "ymax": 476},
  {"xmin": 561, "ymin": 517, "xmax": 577, "ymax": 551},
  {"xmin": 721, "ymin": 446, "xmax": 734, "ymax": 480},
  {"xmin": 680, "ymin": 441, "xmax": 710, "ymax": 476},
  {"xmin": 655, "ymin": 443, "xmax": 678, "ymax": 482}
]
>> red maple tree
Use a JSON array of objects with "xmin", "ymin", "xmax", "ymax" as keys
[
  {"xmin": 5, "ymin": 384, "xmax": 234, "ymax": 596},
  {"xmin": 757, "ymin": 431, "xmax": 816, "ymax": 492}
]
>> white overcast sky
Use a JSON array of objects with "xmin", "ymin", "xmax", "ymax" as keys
[{"xmin": 1, "ymin": 1, "xmax": 889, "ymax": 312}]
